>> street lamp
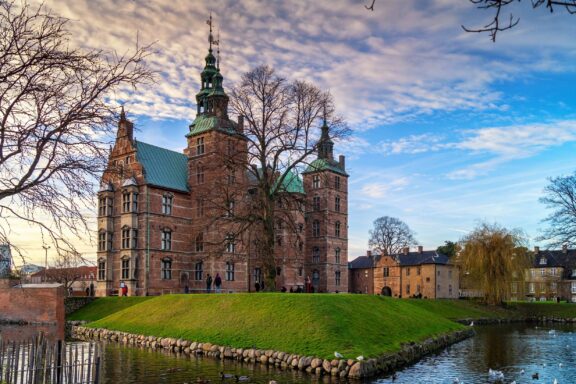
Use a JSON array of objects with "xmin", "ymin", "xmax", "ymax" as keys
[{"xmin": 42, "ymin": 245, "xmax": 50, "ymax": 282}]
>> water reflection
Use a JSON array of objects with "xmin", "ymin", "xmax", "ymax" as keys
[{"xmin": 378, "ymin": 324, "xmax": 576, "ymax": 384}]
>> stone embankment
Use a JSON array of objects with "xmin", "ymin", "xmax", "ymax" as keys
[
  {"xmin": 456, "ymin": 317, "xmax": 576, "ymax": 326},
  {"xmin": 71, "ymin": 325, "xmax": 474, "ymax": 378}
]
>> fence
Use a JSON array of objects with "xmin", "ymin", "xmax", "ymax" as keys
[{"xmin": 0, "ymin": 333, "xmax": 101, "ymax": 384}]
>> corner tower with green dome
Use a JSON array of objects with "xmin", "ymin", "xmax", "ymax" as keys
[{"xmin": 302, "ymin": 118, "xmax": 349, "ymax": 293}]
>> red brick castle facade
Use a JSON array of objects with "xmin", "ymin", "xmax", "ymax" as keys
[{"xmin": 95, "ymin": 38, "xmax": 348, "ymax": 296}]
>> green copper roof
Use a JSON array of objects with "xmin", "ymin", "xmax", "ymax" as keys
[
  {"xmin": 277, "ymin": 170, "xmax": 304, "ymax": 194},
  {"xmin": 135, "ymin": 141, "xmax": 189, "ymax": 192},
  {"xmin": 187, "ymin": 114, "xmax": 237, "ymax": 137},
  {"xmin": 304, "ymin": 158, "xmax": 348, "ymax": 176}
]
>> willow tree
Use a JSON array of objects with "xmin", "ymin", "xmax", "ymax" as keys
[{"xmin": 458, "ymin": 222, "xmax": 530, "ymax": 305}]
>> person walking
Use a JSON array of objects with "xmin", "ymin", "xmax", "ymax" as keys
[
  {"xmin": 206, "ymin": 273, "xmax": 213, "ymax": 293},
  {"xmin": 214, "ymin": 273, "xmax": 222, "ymax": 293}
]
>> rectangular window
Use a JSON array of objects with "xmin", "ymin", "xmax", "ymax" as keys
[
  {"xmin": 131, "ymin": 229, "xmax": 138, "ymax": 249},
  {"xmin": 511, "ymin": 282, "xmax": 518, "ymax": 294},
  {"xmin": 226, "ymin": 200, "xmax": 235, "ymax": 217},
  {"xmin": 195, "ymin": 233, "xmax": 204, "ymax": 252},
  {"xmin": 449, "ymin": 284, "xmax": 453, "ymax": 295},
  {"xmin": 196, "ymin": 137, "xmax": 205, "ymax": 155},
  {"xmin": 529, "ymin": 282, "xmax": 535, "ymax": 293},
  {"xmin": 312, "ymin": 221, "xmax": 320, "ymax": 237},
  {"xmin": 531, "ymin": 269, "xmax": 536, "ymax": 277},
  {"xmin": 406, "ymin": 267, "xmax": 410, "ymax": 276},
  {"xmin": 226, "ymin": 234, "xmax": 235, "ymax": 253},
  {"xmin": 572, "ymin": 282, "xmax": 576, "ymax": 294},
  {"xmin": 98, "ymin": 260, "xmax": 106, "ymax": 280},
  {"xmin": 335, "ymin": 271, "xmax": 341, "ymax": 286},
  {"xmin": 313, "ymin": 196, "xmax": 320, "ymax": 211},
  {"xmin": 335, "ymin": 196, "xmax": 341, "ymax": 212},
  {"xmin": 313, "ymin": 247, "xmax": 320, "ymax": 263},
  {"xmin": 122, "ymin": 193, "xmax": 131, "ymax": 213},
  {"xmin": 417, "ymin": 267, "xmax": 421, "ymax": 276},
  {"xmin": 541, "ymin": 268, "xmax": 546, "ymax": 276},
  {"xmin": 121, "ymin": 258, "xmax": 130, "ymax": 280},
  {"xmin": 335, "ymin": 248, "xmax": 341, "ymax": 265},
  {"xmin": 406, "ymin": 284, "xmax": 410, "ymax": 295},
  {"xmin": 551, "ymin": 268, "xmax": 556, "ymax": 276},
  {"xmin": 194, "ymin": 262, "xmax": 203, "ymax": 281},
  {"xmin": 98, "ymin": 232, "xmax": 106, "ymax": 251},
  {"xmin": 254, "ymin": 267, "xmax": 262, "ymax": 283},
  {"xmin": 449, "ymin": 270, "xmax": 452, "ymax": 278},
  {"xmin": 121, "ymin": 228, "xmax": 130, "ymax": 249},
  {"xmin": 132, "ymin": 193, "xmax": 138, "ymax": 212},
  {"xmin": 383, "ymin": 267, "xmax": 389, "ymax": 277},
  {"xmin": 312, "ymin": 175, "xmax": 320, "ymax": 189},
  {"xmin": 161, "ymin": 231, "xmax": 172, "ymax": 251},
  {"xmin": 196, "ymin": 198, "xmax": 204, "ymax": 217},
  {"xmin": 551, "ymin": 282, "xmax": 557, "ymax": 293},
  {"xmin": 227, "ymin": 169, "xmax": 235, "ymax": 184},
  {"xmin": 161, "ymin": 259, "xmax": 172, "ymax": 280},
  {"xmin": 226, "ymin": 262, "xmax": 235, "ymax": 281},
  {"xmin": 334, "ymin": 176, "xmax": 340, "ymax": 190},
  {"xmin": 162, "ymin": 195, "xmax": 173, "ymax": 215},
  {"xmin": 540, "ymin": 283, "xmax": 546, "ymax": 293},
  {"xmin": 197, "ymin": 165, "xmax": 204, "ymax": 184},
  {"xmin": 335, "ymin": 221, "xmax": 341, "ymax": 237},
  {"xmin": 98, "ymin": 197, "xmax": 107, "ymax": 216}
]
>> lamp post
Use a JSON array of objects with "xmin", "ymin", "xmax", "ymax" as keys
[{"xmin": 42, "ymin": 245, "xmax": 50, "ymax": 282}]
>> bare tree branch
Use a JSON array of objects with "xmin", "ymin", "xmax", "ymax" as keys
[{"xmin": 0, "ymin": 1, "xmax": 154, "ymax": 260}]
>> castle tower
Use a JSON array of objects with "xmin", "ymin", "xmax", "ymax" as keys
[
  {"xmin": 302, "ymin": 118, "xmax": 349, "ymax": 292},
  {"xmin": 184, "ymin": 15, "xmax": 249, "ymax": 291}
]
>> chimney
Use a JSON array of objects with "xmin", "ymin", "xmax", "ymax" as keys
[
  {"xmin": 237, "ymin": 115, "xmax": 244, "ymax": 133},
  {"xmin": 366, "ymin": 250, "xmax": 372, "ymax": 257},
  {"xmin": 563, "ymin": 244, "xmax": 568, "ymax": 254},
  {"xmin": 534, "ymin": 246, "xmax": 540, "ymax": 254},
  {"xmin": 339, "ymin": 155, "xmax": 346, "ymax": 170},
  {"xmin": 417, "ymin": 245, "xmax": 423, "ymax": 254},
  {"xmin": 403, "ymin": 247, "xmax": 409, "ymax": 255}
]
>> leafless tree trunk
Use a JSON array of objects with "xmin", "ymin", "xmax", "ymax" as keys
[
  {"xmin": 0, "ymin": 1, "xmax": 154, "ymax": 260},
  {"xmin": 223, "ymin": 65, "xmax": 348, "ymax": 290}
]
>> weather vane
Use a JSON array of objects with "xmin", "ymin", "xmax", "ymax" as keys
[{"xmin": 206, "ymin": 13, "xmax": 219, "ymax": 51}]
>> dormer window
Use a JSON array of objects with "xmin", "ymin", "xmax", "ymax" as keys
[{"xmin": 539, "ymin": 257, "xmax": 547, "ymax": 265}]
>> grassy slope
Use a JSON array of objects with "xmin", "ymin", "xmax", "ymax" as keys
[
  {"xmin": 84, "ymin": 294, "xmax": 464, "ymax": 359},
  {"xmin": 68, "ymin": 297, "xmax": 153, "ymax": 322}
]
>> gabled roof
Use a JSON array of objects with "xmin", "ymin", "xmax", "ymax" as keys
[
  {"xmin": 396, "ymin": 251, "xmax": 450, "ymax": 266},
  {"xmin": 135, "ymin": 141, "xmax": 189, "ymax": 192},
  {"xmin": 303, "ymin": 158, "xmax": 348, "ymax": 176},
  {"xmin": 348, "ymin": 255, "xmax": 374, "ymax": 269},
  {"xmin": 533, "ymin": 249, "xmax": 576, "ymax": 279}
]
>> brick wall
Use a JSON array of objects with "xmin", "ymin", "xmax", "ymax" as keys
[{"xmin": 0, "ymin": 285, "xmax": 65, "ymax": 325}]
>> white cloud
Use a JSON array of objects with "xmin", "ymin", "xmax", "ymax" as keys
[{"xmin": 361, "ymin": 177, "xmax": 410, "ymax": 198}]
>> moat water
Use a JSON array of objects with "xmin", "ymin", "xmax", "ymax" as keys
[{"xmin": 1, "ymin": 323, "xmax": 575, "ymax": 383}]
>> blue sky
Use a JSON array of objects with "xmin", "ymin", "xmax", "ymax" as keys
[{"xmin": 17, "ymin": 0, "xmax": 576, "ymax": 263}]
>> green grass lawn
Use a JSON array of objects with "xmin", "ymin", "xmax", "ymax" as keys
[
  {"xmin": 69, "ymin": 295, "xmax": 576, "ymax": 359},
  {"xmin": 81, "ymin": 294, "xmax": 465, "ymax": 359},
  {"xmin": 68, "ymin": 297, "xmax": 153, "ymax": 322}
]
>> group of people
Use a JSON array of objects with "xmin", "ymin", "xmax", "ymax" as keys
[{"xmin": 205, "ymin": 273, "xmax": 222, "ymax": 293}]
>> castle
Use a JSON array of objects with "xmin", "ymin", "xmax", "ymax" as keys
[{"xmin": 95, "ymin": 32, "xmax": 349, "ymax": 296}]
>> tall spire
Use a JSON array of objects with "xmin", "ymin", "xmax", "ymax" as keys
[
  {"xmin": 318, "ymin": 107, "xmax": 334, "ymax": 160},
  {"xmin": 207, "ymin": 12, "xmax": 214, "ymax": 52}
]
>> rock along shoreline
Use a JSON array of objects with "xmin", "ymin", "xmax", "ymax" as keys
[{"xmin": 71, "ymin": 324, "xmax": 474, "ymax": 379}]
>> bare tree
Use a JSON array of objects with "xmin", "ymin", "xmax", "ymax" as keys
[
  {"xmin": 368, "ymin": 216, "xmax": 417, "ymax": 256},
  {"xmin": 463, "ymin": 0, "xmax": 576, "ymax": 41},
  {"xmin": 224, "ymin": 65, "xmax": 348, "ymax": 290},
  {"xmin": 0, "ymin": 1, "xmax": 154, "ymax": 259},
  {"xmin": 365, "ymin": 0, "xmax": 575, "ymax": 41},
  {"xmin": 457, "ymin": 222, "xmax": 530, "ymax": 305},
  {"xmin": 537, "ymin": 172, "xmax": 576, "ymax": 248},
  {"xmin": 47, "ymin": 250, "xmax": 93, "ymax": 295}
]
